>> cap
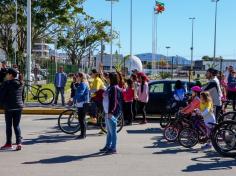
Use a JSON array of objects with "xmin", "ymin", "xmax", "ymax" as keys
[
  {"xmin": 7, "ymin": 68, "xmax": 18, "ymax": 78},
  {"xmin": 191, "ymin": 86, "xmax": 202, "ymax": 92}
]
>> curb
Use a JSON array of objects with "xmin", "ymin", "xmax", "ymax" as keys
[{"xmin": 0, "ymin": 108, "xmax": 66, "ymax": 115}]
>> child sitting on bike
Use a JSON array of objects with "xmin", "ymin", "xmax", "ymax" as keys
[
  {"xmin": 180, "ymin": 86, "xmax": 201, "ymax": 115},
  {"xmin": 195, "ymin": 91, "xmax": 216, "ymax": 150}
]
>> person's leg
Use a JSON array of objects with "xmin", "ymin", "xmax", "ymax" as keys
[
  {"xmin": 12, "ymin": 110, "xmax": 22, "ymax": 145},
  {"xmin": 54, "ymin": 87, "xmax": 59, "ymax": 104},
  {"xmin": 5, "ymin": 111, "xmax": 13, "ymax": 145},
  {"xmin": 139, "ymin": 102, "xmax": 147, "ymax": 123},
  {"xmin": 78, "ymin": 108, "xmax": 86, "ymax": 138},
  {"xmin": 214, "ymin": 105, "xmax": 222, "ymax": 122},
  {"xmin": 61, "ymin": 87, "xmax": 65, "ymax": 106},
  {"xmin": 123, "ymin": 102, "xmax": 128, "ymax": 124},
  {"xmin": 132, "ymin": 100, "xmax": 137, "ymax": 120},
  {"xmin": 109, "ymin": 116, "xmax": 117, "ymax": 151},
  {"xmin": 105, "ymin": 116, "xmax": 112, "ymax": 148},
  {"xmin": 127, "ymin": 102, "xmax": 133, "ymax": 124}
]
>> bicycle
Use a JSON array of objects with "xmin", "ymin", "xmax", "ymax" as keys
[
  {"xmin": 178, "ymin": 116, "xmax": 214, "ymax": 148},
  {"xmin": 211, "ymin": 120, "xmax": 236, "ymax": 158},
  {"xmin": 58, "ymin": 104, "xmax": 124, "ymax": 134},
  {"xmin": 163, "ymin": 112, "xmax": 192, "ymax": 142},
  {"xmin": 24, "ymin": 80, "xmax": 55, "ymax": 105}
]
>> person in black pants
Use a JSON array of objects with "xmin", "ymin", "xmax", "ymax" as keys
[
  {"xmin": 74, "ymin": 73, "xmax": 90, "ymax": 139},
  {"xmin": 0, "ymin": 68, "xmax": 24, "ymax": 151},
  {"xmin": 123, "ymin": 79, "xmax": 134, "ymax": 125}
]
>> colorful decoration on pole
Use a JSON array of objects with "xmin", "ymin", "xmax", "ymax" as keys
[{"xmin": 155, "ymin": 1, "xmax": 165, "ymax": 14}]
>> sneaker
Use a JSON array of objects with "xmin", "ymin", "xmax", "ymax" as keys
[
  {"xmin": 16, "ymin": 144, "xmax": 22, "ymax": 151},
  {"xmin": 100, "ymin": 147, "xmax": 109, "ymax": 152},
  {"xmin": 88, "ymin": 118, "xmax": 97, "ymax": 124},
  {"xmin": 0, "ymin": 144, "xmax": 13, "ymax": 150},
  {"xmin": 139, "ymin": 120, "xmax": 147, "ymax": 124},
  {"xmin": 201, "ymin": 143, "xmax": 212, "ymax": 150},
  {"xmin": 105, "ymin": 148, "xmax": 117, "ymax": 154},
  {"xmin": 75, "ymin": 135, "xmax": 86, "ymax": 140},
  {"xmin": 98, "ymin": 130, "xmax": 105, "ymax": 135}
]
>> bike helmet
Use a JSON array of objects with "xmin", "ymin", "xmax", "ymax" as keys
[{"xmin": 191, "ymin": 86, "xmax": 202, "ymax": 92}]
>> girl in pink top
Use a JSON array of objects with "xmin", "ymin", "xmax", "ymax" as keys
[
  {"xmin": 137, "ymin": 74, "xmax": 149, "ymax": 124},
  {"xmin": 122, "ymin": 79, "xmax": 135, "ymax": 125},
  {"xmin": 181, "ymin": 86, "xmax": 201, "ymax": 115}
]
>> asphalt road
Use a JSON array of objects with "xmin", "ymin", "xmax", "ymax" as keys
[{"xmin": 0, "ymin": 115, "xmax": 235, "ymax": 176}]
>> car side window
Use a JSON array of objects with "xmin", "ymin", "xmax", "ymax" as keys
[{"xmin": 150, "ymin": 83, "xmax": 164, "ymax": 93}]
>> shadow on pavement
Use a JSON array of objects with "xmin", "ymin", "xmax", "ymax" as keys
[
  {"xmin": 22, "ymin": 152, "xmax": 107, "ymax": 164},
  {"xmin": 23, "ymin": 134, "xmax": 76, "ymax": 145},
  {"xmin": 126, "ymin": 128, "xmax": 162, "ymax": 134},
  {"xmin": 182, "ymin": 151, "xmax": 236, "ymax": 172},
  {"xmin": 145, "ymin": 135, "xmax": 199, "ymax": 155}
]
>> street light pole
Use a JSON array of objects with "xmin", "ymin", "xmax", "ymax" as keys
[
  {"xmin": 189, "ymin": 17, "xmax": 195, "ymax": 72},
  {"xmin": 166, "ymin": 46, "xmax": 170, "ymax": 72},
  {"xmin": 212, "ymin": 0, "xmax": 220, "ymax": 63},
  {"xmin": 27, "ymin": 0, "xmax": 31, "ymax": 83},
  {"xmin": 130, "ymin": 0, "xmax": 133, "ymax": 57},
  {"xmin": 106, "ymin": 0, "xmax": 118, "ymax": 71}
]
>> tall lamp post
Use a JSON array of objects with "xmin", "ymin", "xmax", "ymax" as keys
[
  {"xmin": 106, "ymin": 0, "xmax": 119, "ymax": 71},
  {"xmin": 27, "ymin": 0, "xmax": 31, "ymax": 83},
  {"xmin": 212, "ymin": 0, "xmax": 220, "ymax": 63},
  {"xmin": 166, "ymin": 46, "xmax": 170, "ymax": 72},
  {"xmin": 189, "ymin": 17, "xmax": 195, "ymax": 71}
]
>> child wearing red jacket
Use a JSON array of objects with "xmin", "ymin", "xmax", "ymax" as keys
[{"xmin": 122, "ymin": 79, "xmax": 135, "ymax": 125}]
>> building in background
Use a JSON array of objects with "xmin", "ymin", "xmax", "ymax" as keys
[
  {"xmin": 194, "ymin": 59, "xmax": 236, "ymax": 71},
  {"xmin": 32, "ymin": 39, "xmax": 50, "ymax": 60}
]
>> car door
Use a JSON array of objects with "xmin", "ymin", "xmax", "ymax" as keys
[{"xmin": 147, "ymin": 81, "xmax": 168, "ymax": 114}]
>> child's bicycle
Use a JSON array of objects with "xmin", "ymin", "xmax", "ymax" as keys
[
  {"xmin": 58, "ymin": 104, "xmax": 124, "ymax": 134},
  {"xmin": 163, "ymin": 112, "xmax": 192, "ymax": 142},
  {"xmin": 177, "ymin": 115, "xmax": 215, "ymax": 148}
]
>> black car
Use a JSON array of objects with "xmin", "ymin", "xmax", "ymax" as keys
[{"xmin": 146, "ymin": 80, "xmax": 195, "ymax": 114}]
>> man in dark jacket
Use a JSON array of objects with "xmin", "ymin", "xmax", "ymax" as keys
[
  {"xmin": 0, "ymin": 68, "xmax": 24, "ymax": 151},
  {"xmin": 54, "ymin": 66, "xmax": 67, "ymax": 106}
]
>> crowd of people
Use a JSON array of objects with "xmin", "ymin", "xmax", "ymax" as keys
[{"xmin": 1, "ymin": 59, "xmax": 236, "ymax": 153}]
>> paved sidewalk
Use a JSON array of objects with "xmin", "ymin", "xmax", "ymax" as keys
[{"xmin": 0, "ymin": 115, "xmax": 235, "ymax": 176}]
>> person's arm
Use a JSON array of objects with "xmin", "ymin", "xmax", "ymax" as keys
[
  {"xmin": 203, "ymin": 81, "xmax": 217, "ymax": 91},
  {"xmin": 108, "ymin": 86, "xmax": 117, "ymax": 116},
  {"xmin": 54, "ymin": 73, "xmax": 57, "ymax": 86},
  {"xmin": 0, "ymin": 82, "xmax": 8, "ymax": 106}
]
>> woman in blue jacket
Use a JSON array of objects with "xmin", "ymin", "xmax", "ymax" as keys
[{"xmin": 74, "ymin": 72, "xmax": 90, "ymax": 139}]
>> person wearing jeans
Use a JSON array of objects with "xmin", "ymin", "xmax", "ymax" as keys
[
  {"xmin": 100, "ymin": 72, "xmax": 122, "ymax": 154},
  {"xmin": 0, "ymin": 68, "xmax": 24, "ymax": 151},
  {"xmin": 54, "ymin": 66, "xmax": 67, "ymax": 106}
]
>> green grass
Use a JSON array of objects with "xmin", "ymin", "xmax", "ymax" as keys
[{"xmin": 25, "ymin": 79, "xmax": 72, "ymax": 103}]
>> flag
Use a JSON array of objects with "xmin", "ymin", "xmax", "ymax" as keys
[{"xmin": 155, "ymin": 1, "xmax": 165, "ymax": 14}]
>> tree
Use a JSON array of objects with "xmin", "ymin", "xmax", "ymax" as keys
[
  {"xmin": 57, "ymin": 15, "xmax": 111, "ymax": 66},
  {"xmin": 0, "ymin": 0, "xmax": 84, "ymax": 67}
]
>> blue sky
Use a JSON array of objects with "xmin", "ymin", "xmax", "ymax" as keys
[{"xmin": 84, "ymin": 0, "xmax": 236, "ymax": 60}]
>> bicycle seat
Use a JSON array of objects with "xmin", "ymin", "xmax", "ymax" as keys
[{"xmin": 36, "ymin": 85, "xmax": 42, "ymax": 88}]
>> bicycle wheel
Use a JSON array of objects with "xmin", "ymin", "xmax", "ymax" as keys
[
  {"xmin": 38, "ymin": 88, "xmax": 55, "ymax": 105},
  {"xmin": 100, "ymin": 113, "xmax": 124, "ymax": 133},
  {"xmin": 178, "ymin": 128, "xmax": 199, "ymax": 148},
  {"xmin": 163, "ymin": 124, "xmax": 180, "ymax": 142},
  {"xmin": 58, "ymin": 109, "xmax": 80, "ymax": 134},
  {"xmin": 160, "ymin": 113, "xmax": 171, "ymax": 128},
  {"xmin": 211, "ymin": 120, "xmax": 236, "ymax": 157}
]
